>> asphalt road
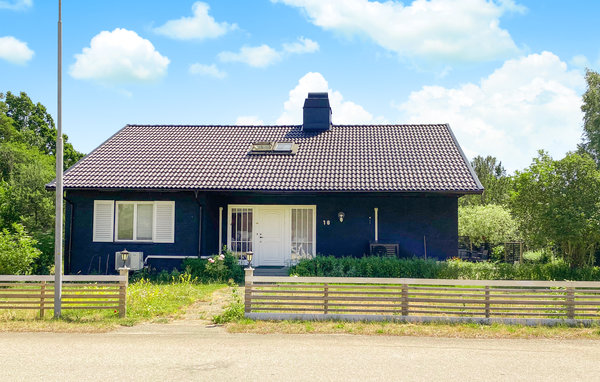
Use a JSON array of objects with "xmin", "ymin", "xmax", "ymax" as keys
[{"xmin": 2, "ymin": 322, "xmax": 599, "ymax": 382}]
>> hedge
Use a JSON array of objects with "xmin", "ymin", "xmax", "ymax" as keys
[{"xmin": 288, "ymin": 256, "xmax": 600, "ymax": 281}]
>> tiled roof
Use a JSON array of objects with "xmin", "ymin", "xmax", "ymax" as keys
[{"xmin": 51, "ymin": 124, "xmax": 483, "ymax": 193}]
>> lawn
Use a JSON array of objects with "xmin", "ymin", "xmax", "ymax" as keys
[
  {"xmin": 225, "ymin": 318, "xmax": 600, "ymax": 339},
  {"xmin": 0, "ymin": 276, "xmax": 227, "ymax": 332}
]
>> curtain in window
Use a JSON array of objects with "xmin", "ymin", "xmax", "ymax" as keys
[
  {"xmin": 230, "ymin": 208, "xmax": 253, "ymax": 253},
  {"xmin": 291, "ymin": 208, "xmax": 313, "ymax": 262}
]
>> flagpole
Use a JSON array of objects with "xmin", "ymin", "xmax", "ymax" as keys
[{"xmin": 54, "ymin": 0, "xmax": 63, "ymax": 318}]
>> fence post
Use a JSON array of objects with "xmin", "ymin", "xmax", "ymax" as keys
[
  {"xmin": 39, "ymin": 281, "xmax": 46, "ymax": 319},
  {"xmin": 484, "ymin": 286, "xmax": 490, "ymax": 318},
  {"xmin": 118, "ymin": 268, "xmax": 129, "ymax": 318},
  {"xmin": 244, "ymin": 268, "xmax": 254, "ymax": 314},
  {"xmin": 401, "ymin": 284, "xmax": 409, "ymax": 316},
  {"xmin": 323, "ymin": 283, "xmax": 329, "ymax": 315},
  {"xmin": 566, "ymin": 287, "xmax": 575, "ymax": 319}
]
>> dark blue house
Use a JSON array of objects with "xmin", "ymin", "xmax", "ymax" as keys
[{"xmin": 50, "ymin": 93, "xmax": 483, "ymax": 274}]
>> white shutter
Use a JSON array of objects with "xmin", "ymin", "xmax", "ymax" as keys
[
  {"xmin": 153, "ymin": 201, "xmax": 175, "ymax": 243},
  {"xmin": 93, "ymin": 200, "xmax": 114, "ymax": 242}
]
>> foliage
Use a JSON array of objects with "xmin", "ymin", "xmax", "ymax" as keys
[
  {"xmin": 2, "ymin": 91, "xmax": 84, "ymax": 168},
  {"xmin": 0, "ymin": 223, "xmax": 41, "ymax": 274},
  {"xmin": 458, "ymin": 204, "xmax": 518, "ymax": 246},
  {"xmin": 511, "ymin": 151, "xmax": 600, "ymax": 267},
  {"xmin": 135, "ymin": 250, "xmax": 245, "ymax": 284},
  {"xmin": 289, "ymin": 256, "xmax": 600, "ymax": 281},
  {"xmin": 212, "ymin": 287, "xmax": 244, "ymax": 324},
  {"xmin": 580, "ymin": 69, "xmax": 600, "ymax": 166},
  {"xmin": 460, "ymin": 155, "xmax": 512, "ymax": 207},
  {"xmin": 0, "ymin": 91, "xmax": 85, "ymax": 273}
]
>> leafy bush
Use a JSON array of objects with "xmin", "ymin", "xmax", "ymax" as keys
[
  {"xmin": 458, "ymin": 204, "xmax": 518, "ymax": 246},
  {"xmin": 131, "ymin": 250, "xmax": 244, "ymax": 284},
  {"xmin": 289, "ymin": 255, "xmax": 600, "ymax": 281},
  {"xmin": 182, "ymin": 249, "xmax": 244, "ymax": 284},
  {"xmin": 0, "ymin": 223, "xmax": 41, "ymax": 274}
]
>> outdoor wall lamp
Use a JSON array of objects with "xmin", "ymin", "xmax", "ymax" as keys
[
  {"xmin": 245, "ymin": 251, "xmax": 254, "ymax": 269},
  {"xmin": 120, "ymin": 249, "xmax": 129, "ymax": 268},
  {"xmin": 338, "ymin": 211, "xmax": 345, "ymax": 223}
]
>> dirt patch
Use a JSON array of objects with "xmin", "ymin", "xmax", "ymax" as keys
[{"xmin": 178, "ymin": 286, "xmax": 239, "ymax": 323}]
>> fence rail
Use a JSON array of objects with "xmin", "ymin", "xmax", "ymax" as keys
[
  {"xmin": 0, "ymin": 271, "xmax": 128, "ymax": 318},
  {"xmin": 244, "ymin": 270, "xmax": 600, "ymax": 324}
]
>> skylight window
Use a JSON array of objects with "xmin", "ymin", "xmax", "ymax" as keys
[
  {"xmin": 249, "ymin": 142, "xmax": 297, "ymax": 155},
  {"xmin": 274, "ymin": 142, "xmax": 293, "ymax": 152},
  {"xmin": 251, "ymin": 142, "xmax": 273, "ymax": 152}
]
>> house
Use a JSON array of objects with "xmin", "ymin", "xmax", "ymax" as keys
[{"xmin": 49, "ymin": 93, "xmax": 483, "ymax": 274}]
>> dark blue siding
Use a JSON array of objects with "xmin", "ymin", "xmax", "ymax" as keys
[
  {"xmin": 65, "ymin": 190, "xmax": 200, "ymax": 274},
  {"xmin": 65, "ymin": 190, "xmax": 458, "ymax": 274}
]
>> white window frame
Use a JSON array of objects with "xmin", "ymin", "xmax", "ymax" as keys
[{"xmin": 114, "ymin": 201, "xmax": 156, "ymax": 242}]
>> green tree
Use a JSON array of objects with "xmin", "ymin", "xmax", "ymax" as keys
[
  {"xmin": 511, "ymin": 151, "xmax": 600, "ymax": 267},
  {"xmin": 580, "ymin": 69, "xmax": 600, "ymax": 165},
  {"xmin": 3, "ymin": 91, "xmax": 84, "ymax": 168},
  {"xmin": 460, "ymin": 155, "xmax": 512, "ymax": 206},
  {"xmin": 458, "ymin": 204, "xmax": 518, "ymax": 246},
  {"xmin": 0, "ymin": 223, "xmax": 41, "ymax": 275}
]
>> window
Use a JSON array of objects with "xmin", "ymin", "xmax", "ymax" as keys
[
  {"xmin": 93, "ymin": 200, "xmax": 175, "ymax": 243},
  {"xmin": 249, "ymin": 142, "xmax": 297, "ymax": 155},
  {"xmin": 291, "ymin": 208, "xmax": 314, "ymax": 260},
  {"xmin": 273, "ymin": 142, "xmax": 293, "ymax": 152},
  {"xmin": 230, "ymin": 207, "xmax": 253, "ymax": 254},
  {"xmin": 116, "ymin": 202, "xmax": 154, "ymax": 241}
]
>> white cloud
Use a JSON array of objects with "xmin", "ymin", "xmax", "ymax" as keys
[
  {"xmin": 70, "ymin": 28, "xmax": 169, "ymax": 84},
  {"xmin": 396, "ymin": 51, "xmax": 585, "ymax": 172},
  {"xmin": 282, "ymin": 36, "xmax": 319, "ymax": 54},
  {"xmin": 0, "ymin": 0, "xmax": 31, "ymax": 11},
  {"xmin": 154, "ymin": 1, "xmax": 236, "ymax": 40},
  {"xmin": 277, "ymin": 72, "xmax": 375, "ymax": 124},
  {"xmin": 235, "ymin": 116, "xmax": 264, "ymax": 125},
  {"xmin": 0, "ymin": 36, "xmax": 33, "ymax": 64},
  {"xmin": 189, "ymin": 63, "xmax": 227, "ymax": 79},
  {"xmin": 272, "ymin": 0, "xmax": 523, "ymax": 62},
  {"xmin": 218, "ymin": 37, "xmax": 319, "ymax": 68},
  {"xmin": 219, "ymin": 44, "xmax": 281, "ymax": 68}
]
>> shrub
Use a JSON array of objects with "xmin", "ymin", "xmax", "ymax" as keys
[
  {"xmin": 289, "ymin": 255, "xmax": 600, "ymax": 281},
  {"xmin": 182, "ymin": 249, "xmax": 244, "ymax": 284},
  {"xmin": 0, "ymin": 223, "xmax": 41, "ymax": 274},
  {"xmin": 130, "ymin": 250, "xmax": 244, "ymax": 284}
]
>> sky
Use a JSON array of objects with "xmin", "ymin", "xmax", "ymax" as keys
[{"xmin": 1, "ymin": 0, "xmax": 599, "ymax": 172}]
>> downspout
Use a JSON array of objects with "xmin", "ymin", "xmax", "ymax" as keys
[
  {"xmin": 194, "ymin": 191, "xmax": 202, "ymax": 257},
  {"xmin": 63, "ymin": 195, "xmax": 74, "ymax": 275},
  {"xmin": 218, "ymin": 207, "xmax": 223, "ymax": 254},
  {"xmin": 374, "ymin": 207, "xmax": 379, "ymax": 242}
]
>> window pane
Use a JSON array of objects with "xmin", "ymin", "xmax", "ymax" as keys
[
  {"xmin": 231, "ymin": 208, "xmax": 253, "ymax": 254},
  {"xmin": 137, "ymin": 204, "xmax": 153, "ymax": 240},
  {"xmin": 117, "ymin": 204, "xmax": 134, "ymax": 240},
  {"xmin": 291, "ymin": 208, "xmax": 314, "ymax": 261}
]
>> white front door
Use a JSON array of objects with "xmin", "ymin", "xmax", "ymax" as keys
[
  {"xmin": 227, "ymin": 204, "xmax": 316, "ymax": 267},
  {"xmin": 256, "ymin": 207, "xmax": 285, "ymax": 266}
]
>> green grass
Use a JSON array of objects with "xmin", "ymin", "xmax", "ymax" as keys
[
  {"xmin": 0, "ymin": 276, "xmax": 227, "ymax": 332},
  {"xmin": 226, "ymin": 319, "xmax": 600, "ymax": 339}
]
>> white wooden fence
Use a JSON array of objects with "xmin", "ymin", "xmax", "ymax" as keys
[
  {"xmin": 0, "ymin": 272, "xmax": 128, "ymax": 318},
  {"xmin": 244, "ymin": 269, "xmax": 600, "ymax": 325}
]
